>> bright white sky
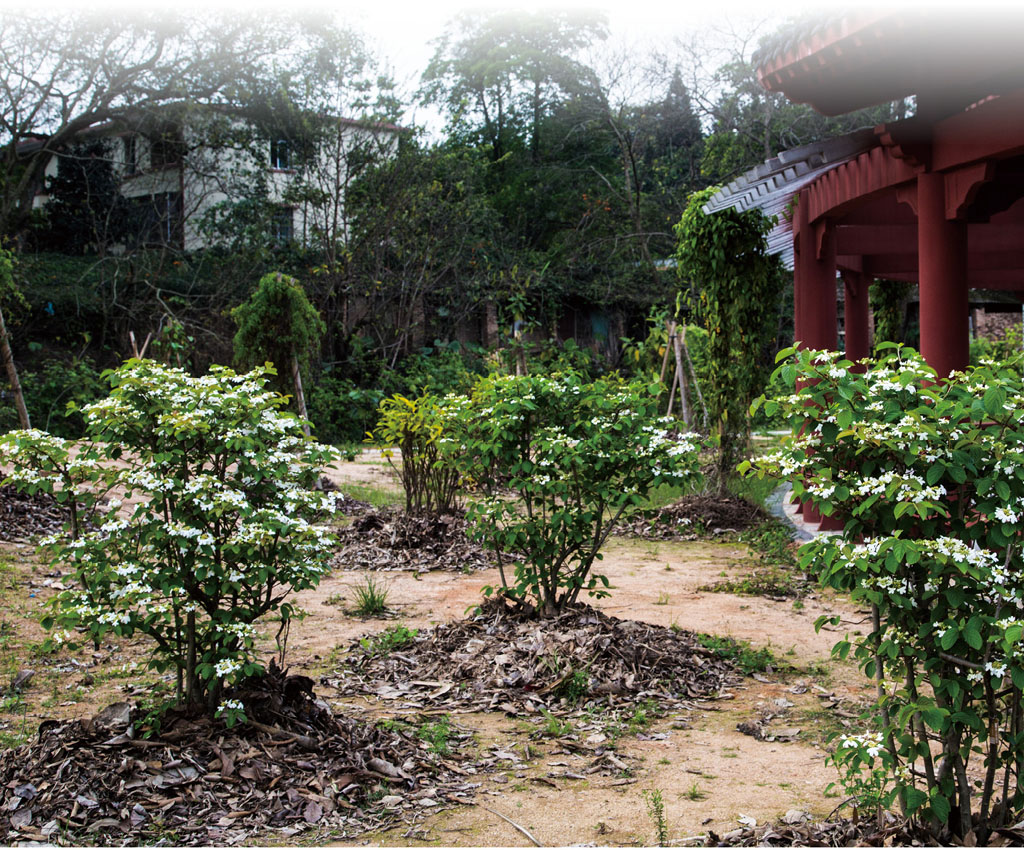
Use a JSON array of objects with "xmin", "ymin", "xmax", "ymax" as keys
[{"xmin": 0, "ymin": 0, "xmax": 1009, "ymax": 135}]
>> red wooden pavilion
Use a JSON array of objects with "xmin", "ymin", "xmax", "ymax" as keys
[
  {"xmin": 710, "ymin": 8, "xmax": 1024, "ymax": 379},
  {"xmin": 706, "ymin": 8, "xmax": 1024, "ymax": 528}
]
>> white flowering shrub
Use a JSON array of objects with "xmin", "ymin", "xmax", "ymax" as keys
[
  {"xmin": 449, "ymin": 373, "xmax": 702, "ymax": 616},
  {"xmin": 0, "ymin": 360, "xmax": 339, "ymax": 717},
  {"xmin": 742, "ymin": 344, "xmax": 1024, "ymax": 841}
]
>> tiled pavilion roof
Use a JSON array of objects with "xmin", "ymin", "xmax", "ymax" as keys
[{"xmin": 701, "ymin": 128, "xmax": 877, "ymax": 269}]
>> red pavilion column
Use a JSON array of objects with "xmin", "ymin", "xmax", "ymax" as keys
[
  {"xmin": 917, "ymin": 172, "xmax": 969, "ymax": 377},
  {"xmin": 795, "ymin": 193, "xmax": 839, "ymax": 527},
  {"xmin": 843, "ymin": 271, "xmax": 871, "ymax": 368}
]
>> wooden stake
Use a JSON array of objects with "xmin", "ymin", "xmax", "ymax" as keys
[{"xmin": 0, "ymin": 304, "xmax": 29, "ymax": 429}]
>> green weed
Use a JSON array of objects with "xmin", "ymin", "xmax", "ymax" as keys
[
  {"xmin": 351, "ymin": 575, "xmax": 390, "ymax": 616},
  {"xmin": 697, "ymin": 633, "xmax": 784, "ymax": 675},
  {"xmin": 417, "ymin": 714, "xmax": 451, "ymax": 754},
  {"xmin": 540, "ymin": 709, "xmax": 573, "ymax": 737},
  {"xmin": 642, "ymin": 788, "xmax": 669, "ymax": 845},
  {"xmin": 359, "ymin": 624, "xmax": 418, "ymax": 657},
  {"xmin": 685, "ymin": 781, "xmax": 706, "ymax": 801}
]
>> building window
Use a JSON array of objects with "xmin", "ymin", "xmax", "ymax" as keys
[
  {"xmin": 148, "ymin": 129, "xmax": 184, "ymax": 169},
  {"xmin": 127, "ymin": 192, "xmax": 183, "ymax": 247},
  {"xmin": 270, "ymin": 138, "xmax": 291, "ymax": 170},
  {"xmin": 271, "ymin": 207, "xmax": 294, "ymax": 244},
  {"xmin": 123, "ymin": 136, "xmax": 137, "ymax": 175}
]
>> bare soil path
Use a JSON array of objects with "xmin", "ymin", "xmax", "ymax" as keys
[{"xmin": 0, "ymin": 452, "xmax": 874, "ymax": 846}]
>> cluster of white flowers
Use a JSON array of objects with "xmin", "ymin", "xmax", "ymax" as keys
[
  {"xmin": 994, "ymin": 507, "xmax": 1019, "ymax": 524},
  {"xmin": 839, "ymin": 731, "xmax": 886, "ymax": 759},
  {"xmin": 214, "ymin": 658, "xmax": 243, "ymax": 678}
]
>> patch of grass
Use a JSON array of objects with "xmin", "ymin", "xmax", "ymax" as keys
[
  {"xmin": 739, "ymin": 519, "xmax": 797, "ymax": 568},
  {"xmin": 540, "ymin": 709, "xmax": 573, "ymax": 737},
  {"xmin": 337, "ymin": 481, "xmax": 402, "ymax": 508},
  {"xmin": 351, "ymin": 575, "xmax": 390, "ymax": 616},
  {"xmin": 654, "ymin": 591, "xmax": 671, "ymax": 606},
  {"xmin": 697, "ymin": 633, "xmax": 786, "ymax": 675},
  {"xmin": 323, "ymin": 592, "xmax": 346, "ymax": 607},
  {"xmin": 417, "ymin": 714, "xmax": 451, "ymax": 754},
  {"xmin": 0, "ymin": 693, "xmax": 24, "ymax": 713},
  {"xmin": 359, "ymin": 623, "xmax": 418, "ymax": 657},
  {"xmin": 725, "ymin": 473, "xmax": 780, "ymax": 510},
  {"xmin": 626, "ymin": 699, "xmax": 659, "ymax": 734},
  {"xmin": 699, "ymin": 564, "xmax": 803, "ymax": 598}
]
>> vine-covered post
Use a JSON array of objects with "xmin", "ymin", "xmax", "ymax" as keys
[{"xmin": 673, "ymin": 187, "xmax": 785, "ymax": 491}]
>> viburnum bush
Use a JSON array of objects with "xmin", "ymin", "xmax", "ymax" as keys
[
  {"xmin": 448, "ymin": 372, "xmax": 702, "ymax": 616},
  {"xmin": 742, "ymin": 344, "xmax": 1024, "ymax": 842},
  {"xmin": 0, "ymin": 360, "xmax": 339, "ymax": 720}
]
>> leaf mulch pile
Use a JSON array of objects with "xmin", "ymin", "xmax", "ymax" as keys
[
  {"xmin": 617, "ymin": 495, "xmax": 770, "ymax": 541},
  {"xmin": 0, "ymin": 484, "xmax": 74, "ymax": 543},
  {"xmin": 327, "ymin": 598, "xmax": 737, "ymax": 717},
  {"xmin": 705, "ymin": 812, "xmax": 1024, "ymax": 846},
  {"xmin": 0, "ymin": 664, "xmax": 480, "ymax": 846},
  {"xmin": 332, "ymin": 508, "xmax": 502, "ymax": 573}
]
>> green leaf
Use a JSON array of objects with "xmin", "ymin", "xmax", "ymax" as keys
[
  {"xmin": 983, "ymin": 386, "xmax": 1007, "ymax": 417},
  {"xmin": 929, "ymin": 792, "xmax": 951, "ymax": 823}
]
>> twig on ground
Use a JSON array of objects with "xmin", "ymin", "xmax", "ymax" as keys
[{"xmin": 479, "ymin": 804, "xmax": 542, "ymax": 846}]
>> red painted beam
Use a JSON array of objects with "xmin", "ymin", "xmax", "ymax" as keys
[{"xmin": 807, "ymin": 144, "xmax": 921, "ymax": 222}]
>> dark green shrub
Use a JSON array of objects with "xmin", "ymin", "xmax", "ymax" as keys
[
  {"xmin": 307, "ymin": 370, "xmax": 383, "ymax": 446},
  {"xmin": 0, "ymin": 355, "xmax": 106, "ymax": 437}
]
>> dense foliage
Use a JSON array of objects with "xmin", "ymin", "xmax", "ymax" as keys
[
  {"xmin": 743, "ymin": 346, "xmax": 1024, "ymax": 842},
  {"xmin": 449, "ymin": 373, "xmax": 702, "ymax": 616},
  {"xmin": 0, "ymin": 361, "xmax": 339, "ymax": 718}
]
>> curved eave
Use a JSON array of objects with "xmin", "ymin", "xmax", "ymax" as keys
[{"xmin": 755, "ymin": 9, "xmax": 1024, "ymax": 116}]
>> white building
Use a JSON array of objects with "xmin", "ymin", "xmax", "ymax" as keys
[{"xmin": 32, "ymin": 110, "xmax": 402, "ymax": 253}]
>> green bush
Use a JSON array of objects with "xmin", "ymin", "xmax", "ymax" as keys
[
  {"xmin": 370, "ymin": 394, "xmax": 461, "ymax": 515},
  {"xmin": 743, "ymin": 345, "xmax": 1024, "ymax": 840},
  {"xmin": 307, "ymin": 370, "xmax": 383, "ymax": 446},
  {"xmin": 0, "ymin": 354, "xmax": 107, "ymax": 438},
  {"xmin": 380, "ymin": 342, "xmax": 486, "ymax": 399},
  {"xmin": 450, "ymin": 372, "xmax": 703, "ymax": 616},
  {"xmin": 0, "ymin": 360, "xmax": 339, "ymax": 717}
]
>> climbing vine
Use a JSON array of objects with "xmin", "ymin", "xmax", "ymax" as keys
[{"xmin": 673, "ymin": 186, "xmax": 785, "ymax": 490}]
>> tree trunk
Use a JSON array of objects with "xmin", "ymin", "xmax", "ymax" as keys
[
  {"xmin": 0, "ymin": 304, "xmax": 30, "ymax": 429},
  {"xmin": 291, "ymin": 352, "xmax": 310, "ymax": 437}
]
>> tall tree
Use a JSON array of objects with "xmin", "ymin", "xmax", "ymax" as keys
[
  {"xmin": 420, "ymin": 9, "xmax": 607, "ymax": 163},
  {"xmin": 0, "ymin": 8, "xmax": 372, "ymax": 243}
]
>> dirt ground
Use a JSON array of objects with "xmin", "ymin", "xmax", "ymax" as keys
[{"xmin": 0, "ymin": 452, "xmax": 876, "ymax": 846}]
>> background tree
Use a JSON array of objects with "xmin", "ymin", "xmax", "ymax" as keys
[{"xmin": 0, "ymin": 8, "xmax": 373, "ymax": 243}]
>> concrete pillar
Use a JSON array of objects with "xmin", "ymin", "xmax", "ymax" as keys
[{"xmin": 917, "ymin": 172, "xmax": 969, "ymax": 377}]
